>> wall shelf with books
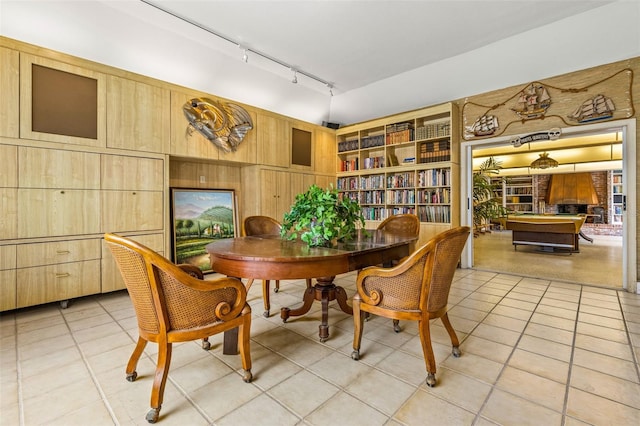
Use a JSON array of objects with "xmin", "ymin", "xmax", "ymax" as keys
[
  {"xmin": 611, "ymin": 169, "xmax": 623, "ymax": 224},
  {"xmin": 335, "ymin": 103, "xmax": 459, "ymax": 244}
]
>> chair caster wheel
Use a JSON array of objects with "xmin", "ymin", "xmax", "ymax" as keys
[
  {"xmin": 243, "ymin": 369, "xmax": 253, "ymax": 383},
  {"xmin": 351, "ymin": 350, "xmax": 360, "ymax": 360},
  {"xmin": 146, "ymin": 407, "xmax": 160, "ymax": 423},
  {"xmin": 452, "ymin": 346, "xmax": 461, "ymax": 357},
  {"xmin": 274, "ymin": 288, "xmax": 279, "ymax": 293},
  {"xmin": 426, "ymin": 373, "xmax": 436, "ymax": 387},
  {"xmin": 126, "ymin": 371, "xmax": 137, "ymax": 382},
  {"xmin": 202, "ymin": 339, "xmax": 211, "ymax": 350},
  {"xmin": 263, "ymin": 310, "xmax": 270, "ymax": 318},
  {"xmin": 393, "ymin": 320, "xmax": 401, "ymax": 333}
]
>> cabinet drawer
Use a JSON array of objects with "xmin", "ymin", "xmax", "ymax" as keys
[
  {"xmin": 16, "ymin": 239, "xmax": 100, "ymax": 268},
  {"xmin": 0, "ymin": 188, "xmax": 18, "ymax": 240},
  {"xmin": 101, "ymin": 155, "xmax": 164, "ymax": 191},
  {"xmin": 0, "ymin": 269, "xmax": 16, "ymax": 311},
  {"xmin": 0, "ymin": 145, "xmax": 17, "ymax": 187},
  {"xmin": 16, "ymin": 260, "xmax": 100, "ymax": 308},
  {"xmin": 18, "ymin": 189, "xmax": 101, "ymax": 238},
  {"xmin": 0, "ymin": 245, "xmax": 16, "ymax": 270},
  {"xmin": 18, "ymin": 147, "xmax": 100, "ymax": 189},
  {"xmin": 101, "ymin": 233, "xmax": 164, "ymax": 293},
  {"xmin": 101, "ymin": 190, "xmax": 163, "ymax": 232}
]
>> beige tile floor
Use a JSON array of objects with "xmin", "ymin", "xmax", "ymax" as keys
[{"xmin": 1, "ymin": 269, "xmax": 640, "ymax": 425}]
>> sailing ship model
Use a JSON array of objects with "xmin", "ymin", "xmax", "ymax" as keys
[
  {"xmin": 468, "ymin": 114, "xmax": 499, "ymax": 136},
  {"xmin": 511, "ymin": 83, "xmax": 551, "ymax": 120},
  {"xmin": 567, "ymin": 94, "xmax": 615, "ymax": 123}
]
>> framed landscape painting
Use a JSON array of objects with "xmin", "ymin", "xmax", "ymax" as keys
[{"xmin": 170, "ymin": 188, "xmax": 237, "ymax": 273}]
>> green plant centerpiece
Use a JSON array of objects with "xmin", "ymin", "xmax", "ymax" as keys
[{"xmin": 280, "ymin": 184, "xmax": 366, "ymax": 247}]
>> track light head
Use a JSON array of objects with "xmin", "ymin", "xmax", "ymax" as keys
[{"xmin": 291, "ymin": 69, "xmax": 298, "ymax": 84}]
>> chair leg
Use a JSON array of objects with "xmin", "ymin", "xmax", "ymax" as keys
[
  {"xmin": 440, "ymin": 313, "xmax": 461, "ymax": 357},
  {"xmin": 147, "ymin": 340, "xmax": 172, "ymax": 423},
  {"xmin": 274, "ymin": 280, "xmax": 280, "ymax": 292},
  {"xmin": 351, "ymin": 298, "xmax": 365, "ymax": 360},
  {"xmin": 262, "ymin": 280, "xmax": 271, "ymax": 317},
  {"xmin": 392, "ymin": 319, "xmax": 401, "ymax": 333},
  {"xmin": 245, "ymin": 278, "xmax": 255, "ymax": 291},
  {"xmin": 238, "ymin": 314, "xmax": 253, "ymax": 383},
  {"xmin": 418, "ymin": 318, "xmax": 437, "ymax": 387},
  {"xmin": 126, "ymin": 336, "xmax": 147, "ymax": 382}
]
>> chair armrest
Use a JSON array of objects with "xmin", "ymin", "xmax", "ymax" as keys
[{"xmin": 177, "ymin": 263, "xmax": 204, "ymax": 279}]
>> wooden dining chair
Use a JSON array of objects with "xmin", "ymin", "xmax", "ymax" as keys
[
  {"xmin": 104, "ymin": 233, "xmax": 252, "ymax": 423},
  {"xmin": 242, "ymin": 215, "xmax": 311, "ymax": 317},
  {"xmin": 375, "ymin": 213, "xmax": 421, "ymax": 331},
  {"xmin": 351, "ymin": 226, "xmax": 470, "ymax": 387}
]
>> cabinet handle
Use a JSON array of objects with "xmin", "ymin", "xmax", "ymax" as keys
[
  {"xmin": 60, "ymin": 190, "xmax": 65, "ymax": 194},
  {"xmin": 55, "ymin": 273, "xmax": 70, "ymax": 278},
  {"xmin": 132, "ymin": 191, "xmax": 137, "ymax": 195},
  {"xmin": 56, "ymin": 250, "xmax": 71, "ymax": 255}
]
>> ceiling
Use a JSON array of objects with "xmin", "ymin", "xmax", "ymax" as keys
[{"xmin": 142, "ymin": 0, "xmax": 615, "ymax": 94}]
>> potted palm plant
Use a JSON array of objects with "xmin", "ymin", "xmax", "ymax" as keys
[
  {"xmin": 473, "ymin": 157, "xmax": 509, "ymax": 235},
  {"xmin": 280, "ymin": 184, "xmax": 366, "ymax": 247}
]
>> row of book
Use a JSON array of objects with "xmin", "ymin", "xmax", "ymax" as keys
[
  {"xmin": 337, "ymin": 177, "xmax": 359, "ymax": 191},
  {"xmin": 418, "ymin": 168, "xmax": 451, "ymax": 187},
  {"xmin": 361, "ymin": 134, "xmax": 385, "ymax": 149},
  {"xmin": 386, "ymin": 173, "xmax": 415, "ymax": 188},
  {"xmin": 386, "ymin": 189, "xmax": 416, "ymax": 205},
  {"xmin": 418, "ymin": 205, "xmax": 451, "ymax": 223},
  {"xmin": 360, "ymin": 174, "xmax": 385, "ymax": 190},
  {"xmin": 417, "ymin": 188, "xmax": 451, "ymax": 204},
  {"xmin": 386, "ymin": 129, "xmax": 413, "ymax": 145},
  {"xmin": 359, "ymin": 190, "xmax": 385, "ymax": 205},
  {"xmin": 362, "ymin": 156, "xmax": 385, "ymax": 170},
  {"xmin": 415, "ymin": 122, "xmax": 450, "ymax": 140},
  {"xmin": 339, "ymin": 158, "xmax": 359, "ymax": 171},
  {"xmin": 338, "ymin": 139, "xmax": 359, "ymax": 152},
  {"xmin": 361, "ymin": 207, "xmax": 417, "ymax": 221}
]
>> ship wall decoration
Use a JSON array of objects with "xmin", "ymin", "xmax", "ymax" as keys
[
  {"xmin": 183, "ymin": 97, "xmax": 253, "ymax": 152},
  {"xmin": 462, "ymin": 68, "xmax": 634, "ymax": 141}
]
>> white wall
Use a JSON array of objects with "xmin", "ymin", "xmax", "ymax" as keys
[
  {"xmin": 330, "ymin": 1, "xmax": 640, "ymax": 125},
  {"xmin": 1, "ymin": 1, "xmax": 639, "ymax": 126}
]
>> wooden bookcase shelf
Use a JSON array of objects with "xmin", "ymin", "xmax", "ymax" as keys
[{"xmin": 336, "ymin": 103, "xmax": 459, "ymax": 244}]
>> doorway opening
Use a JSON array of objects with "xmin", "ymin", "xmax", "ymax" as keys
[{"xmin": 460, "ymin": 119, "xmax": 636, "ymax": 292}]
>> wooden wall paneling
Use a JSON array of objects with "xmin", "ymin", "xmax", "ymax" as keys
[
  {"xmin": 101, "ymin": 190, "xmax": 163, "ymax": 233},
  {"xmin": 19, "ymin": 53, "xmax": 106, "ymax": 148},
  {"xmin": 0, "ymin": 189, "xmax": 17, "ymax": 240},
  {"xmin": 17, "ymin": 189, "xmax": 101, "ymax": 238},
  {"xmin": 18, "ymin": 147, "xmax": 101, "ymax": 189},
  {"xmin": 170, "ymin": 90, "xmax": 219, "ymax": 160},
  {"xmin": 101, "ymin": 154, "xmax": 164, "ymax": 191},
  {"xmin": 0, "ymin": 145, "xmax": 17, "ymax": 187},
  {"xmin": 257, "ymin": 112, "xmax": 290, "ymax": 167},
  {"xmin": 290, "ymin": 172, "xmax": 316, "ymax": 201},
  {"xmin": 0, "ymin": 47, "xmax": 19, "ymax": 138},
  {"xmin": 0, "ymin": 245, "xmax": 16, "ymax": 311},
  {"xmin": 106, "ymin": 75, "xmax": 170, "ymax": 153},
  {"xmin": 315, "ymin": 127, "xmax": 337, "ymax": 175}
]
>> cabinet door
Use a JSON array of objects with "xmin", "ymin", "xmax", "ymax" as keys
[
  {"xmin": 19, "ymin": 147, "xmax": 100, "ymax": 189},
  {"xmin": 101, "ymin": 190, "xmax": 163, "ymax": 232},
  {"xmin": 106, "ymin": 75, "xmax": 170, "ymax": 153},
  {"xmin": 17, "ymin": 189, "xmax": 101, "ymax": 238},
  {"xmin": 257, "ymin": 112, "xmax": 290, "ymax": 167},
  {"xmin": 0, "ymin": 188, "xmax": 17, "ymax": 240},
  {"xmin": 0, "ymin": 245, "xmax": 16, "ymax": 311},
  {"xmin": 0, "ymin": 47, "xmax": 19, "ymax": 138},
  {"xmin": 16, "ymin": 260, "xmax": 100, "ymax": 308},
  {"xmin": 290, "ymin": 172, "xmax": 316, "ymax": 202},
  {"xmin": 101, "ymin": 233, "xmax": 164, "ymax": 292},
  {"xmin": 16, "ymin": 239, "xmax": 100, "ymax": 268},
  {"xmin": 260, "ymin": 169, "xmax": 290, "ymax": 220},
  {"xmin": 101, "ymin": 154, "xmax": 164, "ymax": 191},
  {"xmin": 314, "ymin": 128, "xmax": 337, "ymax": 174}
]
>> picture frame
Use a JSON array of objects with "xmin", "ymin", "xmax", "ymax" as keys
[{"xmin": 170, "ymin": 188, "xmax": 237, "ymax": 273}]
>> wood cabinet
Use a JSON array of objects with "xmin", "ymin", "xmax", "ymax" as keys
[
  {"xmin": 106, "ymin": 75, "xmax": 170, "ymax": 153},
  {"xmin": 257, "ymin": 112, "xmax": 290, "ymax": 167},
  {"xmin": 0, "ymin": 46, "xmax": 19, "ymax": 138},
  {"xmin": 0, "ymin": 245, "xmax": 16, "ymax": 311},
  {"xmin": 15, "ymin": 239, "xmax": 101, "ymax": 308},
  {"xmin": 336, "ymin": 103, "xmax": 459, "ymax": 246}
]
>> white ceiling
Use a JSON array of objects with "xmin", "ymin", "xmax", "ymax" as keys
[{"xmin": 141, "ymin": 0, "xmax": 614, "ymax": 94}]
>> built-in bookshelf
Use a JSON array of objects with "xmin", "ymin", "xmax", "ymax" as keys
[
  {"xmin": 504, "ymin": 175, "xmax": 534, "ymax": 212},
  {"xmin": 611, "ymin": 169, "xmax": 623, "ymax": 224},
  {"xmin": 336, "ymin": 103, "xmax": 459, "ymax": 242}
]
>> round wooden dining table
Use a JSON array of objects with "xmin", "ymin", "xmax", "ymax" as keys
[{"xmin": 206, "ymin": 229, "xmax": 416, "ymax": 342}]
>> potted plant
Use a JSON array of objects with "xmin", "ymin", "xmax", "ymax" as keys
[
  {"xmin": 473, "ymin": 157, "xmax": 509, "ymax": 235},
  {"xmin": 280, "ymin": 184, "xmax": 366, "ymax": 247}
]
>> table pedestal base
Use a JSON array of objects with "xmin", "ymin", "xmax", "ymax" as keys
[{"xmin": 280, "ymin": 276, "xmax": 353, "ymax": 342}]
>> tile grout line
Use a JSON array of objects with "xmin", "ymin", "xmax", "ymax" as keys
[{"xmin": 616, "ymin": 291, "xmax": 640, "ymax": 384}]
